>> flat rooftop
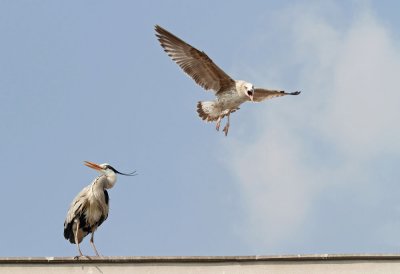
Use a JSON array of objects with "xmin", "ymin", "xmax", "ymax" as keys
[{"xmin": 3, "ymin": 254, "xmax": 400, "ymax": 274}]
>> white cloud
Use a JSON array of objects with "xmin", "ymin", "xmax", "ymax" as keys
[
  {"xmin": 224, "ymin": 3, "xmax": 400, "ymax": 251},
  {"xmin": 225, "ymin": 121, "xmax": 322, "ymax": 249},
  {"xmin": 326, "ymin": 12, "xmax": 400, "ymax": 156}
]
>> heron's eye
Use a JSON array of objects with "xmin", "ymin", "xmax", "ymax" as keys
[{"xmin": 248, "ymin": 91, "xmax": 253, "ymax": 96}]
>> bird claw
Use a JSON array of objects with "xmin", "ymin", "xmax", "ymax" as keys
[
  {"xmin": 74, "ymin": 255, "xmax": 90, "ymax": 260},
  {"xmin": 216, "ymin": 120, "xmax": 221, "ymax": 131},
  {"xmin": 291, "ymin": 91, "xmax": 301, "ymax": 95},
  {"xmin": 223, "ymin": 125, "xmax": 229, "ymax": 136}
]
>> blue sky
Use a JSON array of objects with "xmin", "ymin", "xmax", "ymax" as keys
[{"xmin": 1, "ymin": 0, "xmax": 400, "ymax": 257}]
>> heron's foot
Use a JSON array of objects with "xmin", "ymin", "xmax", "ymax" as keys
[
  {"xmin": 291, "ymin": 91, "xmax": 301, "ymax": 95},
  {"xmin": 74, "ymin": 255, "xmax": 91, "ymax": 260}
]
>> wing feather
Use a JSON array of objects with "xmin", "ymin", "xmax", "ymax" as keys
[
  {"xmin": 253, "ymin": 88, "xmax": 301, "ymax": 102},
  {"xmin": 155, "ymin": 25, "xmax": 235, "ymax": 94}
]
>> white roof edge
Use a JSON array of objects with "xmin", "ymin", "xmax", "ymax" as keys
[{"xmin": 2, "ymin": 254, "xmax": 400, "ymax": 264}]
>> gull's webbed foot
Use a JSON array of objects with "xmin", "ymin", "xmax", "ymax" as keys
[
  {"xmin": 216, "ymin": 117, "xmax": 222, "ymax": 131},
  {"xmin": 222, "ymin": 124, "xmax": 229, "ymax": 136},
  {"xmin": 222, "ymin": 113, "xmax": 231, "ymax": 136}
]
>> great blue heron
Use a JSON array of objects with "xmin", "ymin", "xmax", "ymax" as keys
[{"xmin": 63, "ymin": 161, "xmax": 136, "ymax": 258}]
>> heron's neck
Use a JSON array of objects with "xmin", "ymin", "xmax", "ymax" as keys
[{"xmin": 104, "ymin": 172, "xmax": 117, "ymax": 189}]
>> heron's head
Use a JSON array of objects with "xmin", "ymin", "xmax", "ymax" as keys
[
  {"xmin": 84, "ymin": 161, "xmax": 137, "ymax": 176},
  {"xmin": 237, "ymin": 80, "xmax": 254, "ymax": 101}
]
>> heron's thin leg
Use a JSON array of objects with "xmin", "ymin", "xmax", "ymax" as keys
[
  {"xmin": 74, "ymin": 221, "xmax": 84, "ymax": 259},
  {"xmin": 216, "ymin": 117, "xmax": 222, "ymax": 131},
  {"xmin": 90, "ymin": 232, "xmax": 100, "ymax": 256},
  {"xmin": 223, "ymin": 113, "xmax": 231, "ymax": 136}
]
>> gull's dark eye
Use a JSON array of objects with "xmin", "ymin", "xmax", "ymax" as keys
[{"xmin": 248, "ymin": 91, "xmax": 253, "ymax": 96}]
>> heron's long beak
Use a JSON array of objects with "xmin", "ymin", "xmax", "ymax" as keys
[{"xmin": 84, "ymin": 161, "xmax": 103, "ymax": 171}]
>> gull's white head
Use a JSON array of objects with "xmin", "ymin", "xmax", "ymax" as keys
[{"xmin": 236, "ymin": 80, "xmax": 254, "ymax": 101}]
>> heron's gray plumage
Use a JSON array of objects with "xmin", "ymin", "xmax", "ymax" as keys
[
  {"xmin": 63, "ymin": 161, "xmax": 136, "ymax": 258},
  {"xmin": 63, "ymin": 175, "xmax": 109, "ymax": 244},
  {"xmin": 155, "ymin": 25, "xmax": 301, "ymax": 136}
]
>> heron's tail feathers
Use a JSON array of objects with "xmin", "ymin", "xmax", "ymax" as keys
[
  {"xmin": 64, "ymin": 221, "xmax": 75, "ymax": 243},
  {"xmin": 64, "ymin": 220, "xmax": 86, "ymax": 244}
]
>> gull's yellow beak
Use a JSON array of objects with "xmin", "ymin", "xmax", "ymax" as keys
[{"xmin": 84, "ymin": 161, "xmax": 103, "ymax": 171}]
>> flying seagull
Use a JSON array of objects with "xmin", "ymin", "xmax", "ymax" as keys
[{"xmin": 155, "ymin": 25, "xmax": 301, "ymax": 136}]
